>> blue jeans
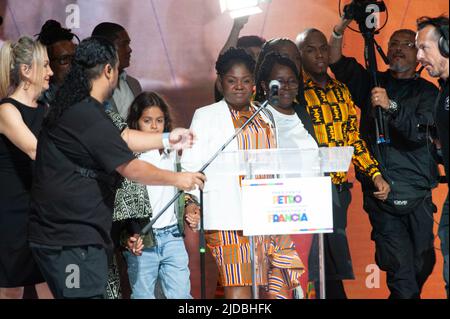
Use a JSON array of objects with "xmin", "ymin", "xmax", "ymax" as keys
[{"xmin": 124, "ymin": 224, "xmax": 192, "ymax": 299}]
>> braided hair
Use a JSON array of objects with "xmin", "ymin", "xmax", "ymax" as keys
[
  {"xmin": 216, "ymin": 47, "xmax": 256, "ymax": 77},
  {"xmin": 255, "ymin": 38, "xmax": 305, "ymax": 105},
  {"xmin": 255, "ymin": 52, "xmax": 302, "ymax": 104},
  {"xmin": 44, "ymin": 37, "xmax": 118, "ymax": 128}
]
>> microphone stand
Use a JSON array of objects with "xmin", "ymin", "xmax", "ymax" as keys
[
  {"xmin": 372, "ymin": 37, "xmax": 391, "ymax": 144},
  {"xmin": 139, "ymin": 99, "xmax": 272, "ymax": 298},
  {"xmin": 358, "ymin": 21, "xmax": 389, "ymax": 145}
]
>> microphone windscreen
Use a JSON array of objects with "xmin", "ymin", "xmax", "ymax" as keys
[
  {"xmin": 269, "ymin": 80, "xmax": 281, "ymax": 90},
  {"xmin": 269, "ymin": 80, "xmax": 280, "ymax": 106}
]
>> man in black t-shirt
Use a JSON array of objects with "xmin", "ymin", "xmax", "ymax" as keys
[
  {"xmin": 29, "ymin": 37, "xmax": 205, "ymax": 299},
  {"xmin": 416, "ymin": 15, "xmax": 449, "ymax": 298}
]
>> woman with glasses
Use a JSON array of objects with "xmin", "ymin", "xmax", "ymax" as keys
[
  {"xmin": 255, "ymin": 52, "xmax": 318, "ymax": 298},
  {"xmin": 255, "ymin": 52, "xmax": 317, "ymax": 151},
  {"xmin": 254, "ymin": 41, "xmax": 319, "ymax": 298}
]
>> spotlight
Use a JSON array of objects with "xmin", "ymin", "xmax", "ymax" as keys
[{"xmin": 219, "ymin": 0, "xmax": 267, "ymax": 19}]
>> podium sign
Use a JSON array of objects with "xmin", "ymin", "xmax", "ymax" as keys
[{"xmin": 241, "ymin": 176, "xmax": 333, "ymax": 236}]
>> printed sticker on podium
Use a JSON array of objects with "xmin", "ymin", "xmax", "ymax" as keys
[{"xmin": 241, "ymin": 177, "xmax": 333, "ymax": 236}]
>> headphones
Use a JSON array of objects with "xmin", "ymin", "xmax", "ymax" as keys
[{"xmin": 438, "ymin": 24, "xmax": 449, "ymax": 58}]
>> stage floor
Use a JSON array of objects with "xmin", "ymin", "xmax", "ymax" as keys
[{"xmin": 185, "ymin": 166, "xmax": 448, "ymax": 299}]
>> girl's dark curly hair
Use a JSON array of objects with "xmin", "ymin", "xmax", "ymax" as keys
[
  {"xmin": 254, "ymin": 38, "xmax": 305, "ymax": 105},
  {"xmin": 255, "ymin": 52, "xmax": 302, "ymax": 103},
  {"xmin": 44, "ymin": 37, "xmax": 118, "ymax": 128},
  {"xmin": 215, "ymin": 47, "xmax": 256, "ymax": 77},
  {"xmin": 127, "ymin": 92, "xmax": 173, "ymax": 133}
]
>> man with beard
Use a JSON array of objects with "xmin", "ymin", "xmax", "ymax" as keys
[
  {"xmin": 328, "ymin": 17, "xmax": 440, "ymax": 299},
  {"xmin": 416, "ymin": 15, "xmax": 449, "ymax": 298},
  {"xmin": 28, "ymin": 37, "xmax": 205, "ymax": 299}
]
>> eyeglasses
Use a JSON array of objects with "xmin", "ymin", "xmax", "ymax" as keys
[
  {"xmin": 277, "ymin": 79, "xmax": 299, "ymax": 90},
  {"xmin": 52, "ymin": 54, "xmax": 74, "ymax": 66},
  {"xmin": 388, "ymin": 41, "xmax": 416, "ymax": 50}
]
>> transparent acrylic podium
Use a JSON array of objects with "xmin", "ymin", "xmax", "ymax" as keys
[{"xmin": 206, "ymin": 146, "xmax": 354, "ymax": 299}]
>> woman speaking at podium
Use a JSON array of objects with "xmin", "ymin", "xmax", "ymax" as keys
[{"xmin": 182, "ymin": 48, "xmax": 305, "ymax": 299}]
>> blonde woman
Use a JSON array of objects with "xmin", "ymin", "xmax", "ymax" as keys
[{"xmin": 0, "ymin": 37, "xmax": 53, "ymax": 299}]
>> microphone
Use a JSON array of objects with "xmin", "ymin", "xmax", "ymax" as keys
[{"xmin": 269, "ymin": 80, "xmax": 281, "ymax": 106}]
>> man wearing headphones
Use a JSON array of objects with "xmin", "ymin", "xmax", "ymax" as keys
[
  {"xmin": 328, "ymin": 16, "xmax": 440, "ymax": 298},
  {"xmin": 416, "ymin": 15, "xmax": 449, "ymax": 298}
]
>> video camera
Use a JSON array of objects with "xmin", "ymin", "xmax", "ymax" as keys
[{"xmin": 343, "ymin": 0, "xmax": 386, "ymax": 24}]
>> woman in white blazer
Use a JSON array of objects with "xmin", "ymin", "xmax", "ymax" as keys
[{"xmin": 182, "ymin": 48, "xmax": 305, "ymax": 299}]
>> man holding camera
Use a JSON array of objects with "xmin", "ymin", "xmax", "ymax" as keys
[
  {"xmin": 328, "ymin": 9, "xmax": 440, "ymax": 298},
  {"xmin": 416, "ymin": 15, "xmax": 449, "ymax": 298}
]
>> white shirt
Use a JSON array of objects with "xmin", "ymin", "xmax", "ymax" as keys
[
  {"xmin": 267, "ymin": 105, "xmax": 318, "ymax": 150},
  {"xmin": 112, "ymin": 71, "xmax": 135, "ymax": 120},
  {"xmin": 139, "ymin": 150, "xmax": 178, "ymax": 229}
]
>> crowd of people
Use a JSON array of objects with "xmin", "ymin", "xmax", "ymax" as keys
[{"xmin": 0, "ymin": 10, "xmax": 448, "ymax": 300}]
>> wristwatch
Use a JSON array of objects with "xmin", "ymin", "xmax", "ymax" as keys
[{"xmin": 387, "ymin": 100, "xmax": 399, "ymax": 114}]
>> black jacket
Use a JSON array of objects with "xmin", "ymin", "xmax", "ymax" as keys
[
  {"xmin": 330, "ymin": 56, "xmax": 439, "ymax": 205},
  {"xmin": 436, "ymin": 78, "xmax": 449, "ymax": 188}
]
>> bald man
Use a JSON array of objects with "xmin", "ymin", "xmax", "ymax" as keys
[{"xmin": 296, "ymin": 28, "xmax": 390, "ymax": 299}]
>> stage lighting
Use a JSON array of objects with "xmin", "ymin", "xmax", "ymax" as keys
[{"xmin": 219, "ymin": 0, "xmax": 266, "ymax": 19}]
